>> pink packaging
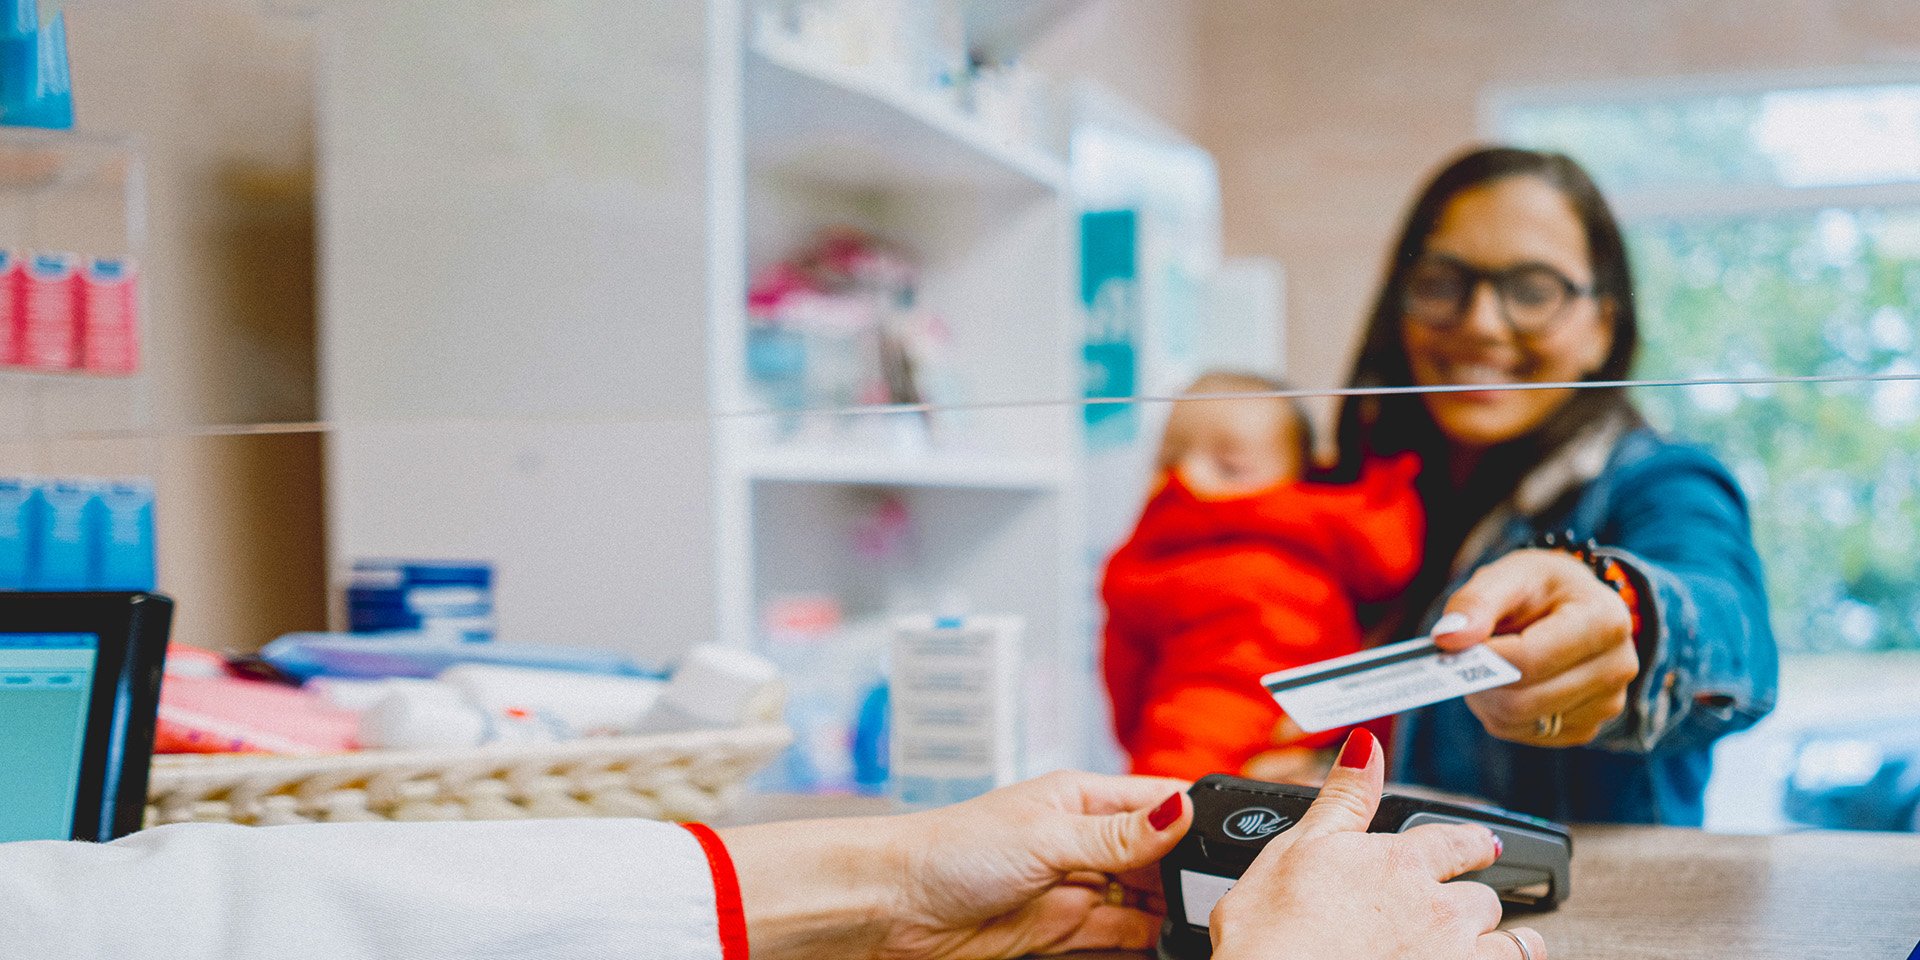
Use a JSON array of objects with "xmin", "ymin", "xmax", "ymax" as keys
[
  {"xmin": 22, "ymin": 251, "xmax": 80, "ymax": 370},
  {"xmin": 0, "ymin": 251, "xmax": 21, "ymax": 367},
  {"xmin": 154, "ymin": 674, "xmax": 363, "ymax": 755},
  {"xmin": 80, "ymin": 256, "xmax": 138, "ymax": 375}
]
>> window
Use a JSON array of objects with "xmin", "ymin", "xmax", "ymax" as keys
[{"xmin": 1494, "ymin": 74, "xmax": 1920, "ymax": 832}]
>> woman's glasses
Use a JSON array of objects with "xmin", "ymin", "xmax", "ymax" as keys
[{"xmin": 1401, "ymin": 254, "xmax": 1594, "ymax": 336}]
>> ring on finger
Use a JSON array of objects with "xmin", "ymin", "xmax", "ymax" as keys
[
  {"xmin": 1532, "ymin": 713, "xmax": 1563, "ymax": 739},
  {"xmin": 1496, "ymin": 928, "xmax": 1534, "ymax": 960}
]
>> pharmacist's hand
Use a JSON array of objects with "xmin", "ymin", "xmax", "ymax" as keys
[
  {"xmin": 1433, "ymin": 548, "xmax": 1638, "ymax": 747},
  {"xmin": 1209, "ymin": 730, "xmax": 1546, "ymax": 960},
  {"xmin": 877, "ymin": 771, "xmax": 1191, "ymax": 960}
]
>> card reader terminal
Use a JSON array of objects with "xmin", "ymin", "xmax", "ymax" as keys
[{"xmin": 1158, "ymin": 774, "xmax": 1572, "ymax": 960}]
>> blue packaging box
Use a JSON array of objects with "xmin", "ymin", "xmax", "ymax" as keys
[
  {"xmin": 29, "ymin": 479, "xmax": 96, "ymax": 589},
  {"xmin": 94, "ymin": 480, "xmax": 156, "ymax": 591},
  {"xmin": 0, "ymin": 478, "xmax": 37, "ymax": 588},
  {"xmin": 346, "ymin": 559, "xmax": 494, "ymax": 641}
]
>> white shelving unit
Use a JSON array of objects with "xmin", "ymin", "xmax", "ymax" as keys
[
  {"xmin": 714, "ymin": 0, "xmax": 1091, "ymax": 778},
  {"xmin": 0, "ymin": 129, "xmax": 148, "ymax": 444},
  {"xmin": 317, "ymin": 0, "xmax": 1096, "ymax": 776}
]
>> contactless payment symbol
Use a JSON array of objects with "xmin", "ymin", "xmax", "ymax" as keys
[{"xmin": 1222, "ymin": 806, "xmax": 1292, "ymax": 841}]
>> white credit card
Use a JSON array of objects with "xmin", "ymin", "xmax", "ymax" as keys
[{"xmin": 1262, "ymin": 637, "xmax": 1521, "ymax": 733}]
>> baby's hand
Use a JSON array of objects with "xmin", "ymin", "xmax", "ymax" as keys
[{"xmin": 1241, "ymin": 747, "xmax": 1331, "ymax": 786}]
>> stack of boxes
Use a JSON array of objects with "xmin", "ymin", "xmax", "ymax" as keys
[{"xmin": 0, "ymin": 476, "xmax": 156, "ymax": 590}]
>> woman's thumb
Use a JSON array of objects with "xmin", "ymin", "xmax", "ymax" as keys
[
  {"xmin": 1286, "ymin": 729, "xmax": 1384, "ymax": 841},
  {"xmin": 1041, "ymin": 790, "xmax": 1191, "ymax": 876}
]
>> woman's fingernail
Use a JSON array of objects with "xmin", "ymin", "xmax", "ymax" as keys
[
  {"xmin": 1149, "ymin": 793, "xmax": 1184, "ymax": 830},
  {"xmin": 1492, "ymin": 833, "xmax": 1504, "ymax": 859},
  {"xmin": 1432, "ymin": 612, "xmax": 1471, "ymax": 636},
  {"xmin": 1335, "ymin": 728, "xmax": 1376, "ymax": 769}
]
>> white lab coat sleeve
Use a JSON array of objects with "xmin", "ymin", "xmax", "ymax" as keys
[{"xmin": 0, "ymin": 818, "xmax": 728, "ymax": 960}]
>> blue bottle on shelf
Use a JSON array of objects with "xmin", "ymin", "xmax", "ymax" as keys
[
  {"xmin": 94, "ymin": 480, "xmax": 156, "ymax": 591},
  {"xmin": 29, "ymin": 479, "xmax": 96, "ymax": 589},
  {"xmin": 0, "ymin": 477, "xmax": 38, "ymax": 589},
  {"xmin": 0, "ymin": 2, "xmax": 71, "ymax": 130}
]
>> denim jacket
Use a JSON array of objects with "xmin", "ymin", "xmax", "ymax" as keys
[{"xmin": 1391, "ymin": 421, "xmax": 1779, "ymax": 826}]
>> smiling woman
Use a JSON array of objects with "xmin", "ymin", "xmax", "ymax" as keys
[{"xmin": 1291, "ymin": 147, "xmax": 1780, "ymax": 826}]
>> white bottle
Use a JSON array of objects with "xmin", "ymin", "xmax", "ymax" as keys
[{"xmin": 888, "ymin": 614, "xmax": 1022, "ymax": 809}]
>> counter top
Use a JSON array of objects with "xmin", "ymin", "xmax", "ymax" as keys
[
  {"xmin": 1509, "ymin": 825, "xmax": 1919, "ymax": 959},
  {"xmin": 729, "ymin": 794, "xmax": 1920, "ymax": 959}
]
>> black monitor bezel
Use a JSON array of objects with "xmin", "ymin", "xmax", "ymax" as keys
[{"xmin": 0, "ymin": 591, "xmax": 172, "ymax": 841}]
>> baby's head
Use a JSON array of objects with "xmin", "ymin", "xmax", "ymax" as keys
[{"xmin": 1158, "ymin": 371, "xmax": 1313, "ymax": 497}]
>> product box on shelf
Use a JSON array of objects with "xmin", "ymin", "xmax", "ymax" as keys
[
  {"xmin": 80, "ymin": 257, "xmax": 138, "ymax": 375},
  {"xmin": 345, "ymin": 559, "xmax": 495, "ymax": 643},
  {"xmin": 21, "ymin": 251, "xmax": 79, "ymax": 371}
]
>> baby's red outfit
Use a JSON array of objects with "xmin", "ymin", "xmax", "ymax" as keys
[{"xmin": 1101, "ymin": 455, "xmax": 1424, "ymax": 779}]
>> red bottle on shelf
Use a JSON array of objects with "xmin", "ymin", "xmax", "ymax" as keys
[
  {"xmin": 0, "ymin": 251, "xmax": 22, "ymax": 367},
  {"xmin": 21, "ymin": 251, "xmax": 80, "ymax": 371},
  {"xmin": 80, "ymin": 257, "xmax": 138, "ymax": 375}
]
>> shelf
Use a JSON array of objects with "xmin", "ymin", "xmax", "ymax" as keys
[
  {"xmin": 744, "ymin": 38, "xmax": 1068, "ymax": 196},
  {"xmin": 961, "ymin": 0, "xmax": 1093, "ymax": 61},
  {"xmin": 742, "ymin": 446, "xmax": 1066, "ymax": 491},
  {"xmin": 0, "ymin": 129, "xmax": 137, "ymax": 198}
]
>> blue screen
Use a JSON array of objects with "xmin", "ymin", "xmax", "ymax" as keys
[{"xmin": 0, "ymin": 633, "xmax": 99, "ymax": 842}]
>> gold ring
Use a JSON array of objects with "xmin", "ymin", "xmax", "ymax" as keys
[
  {"xmin": 1104, "ymin": 879, "xmax": 1128, "ymax": 907},
  {"xmin": 1533, "ymin": 714, "xmax": 1563, "ymax": 739}
]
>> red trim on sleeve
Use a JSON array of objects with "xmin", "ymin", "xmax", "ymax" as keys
[{"xmin": 682, "ymin": 823, "xmax": 749, "ymax": 960}]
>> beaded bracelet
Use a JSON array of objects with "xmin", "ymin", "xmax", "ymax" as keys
[{"xmin": 1531, "ymin": 530, "xmax": 1645, "ymax": 640}]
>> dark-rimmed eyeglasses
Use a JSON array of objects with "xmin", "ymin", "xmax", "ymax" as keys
[{"xmin": 1401, "ymin": 254, "xmax": 1594, "ymax": 336}]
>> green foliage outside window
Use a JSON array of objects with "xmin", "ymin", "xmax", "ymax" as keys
[
  {"xmin": 1508, "ymin": 90, "xmax": 1920, "ymax": 653},
  {"xmin": 1629, "ymin": 211, "xmax": 1920, "ymax": 653}
]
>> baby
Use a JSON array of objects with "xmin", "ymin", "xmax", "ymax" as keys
[{"xmin": 1101, "ymin": 371, "xmax": 1424, "ymax": 779}]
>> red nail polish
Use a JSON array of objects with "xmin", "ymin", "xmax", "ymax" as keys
[
  {"xmin": 1335, "ymin": 728, "xmax": 1376, "ymax": 769},
  {"xmin": 1149, "ymin": 793, "xmax": 1183, "ymax": 830},
  {"xmin": 1492, "ymin": 835, "xmax": 1504, "ymax": 859}
]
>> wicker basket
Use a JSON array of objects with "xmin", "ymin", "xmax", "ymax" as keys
[{"xmin": 145, "ymin": 724, "xmax": 792, "ymax": 827}]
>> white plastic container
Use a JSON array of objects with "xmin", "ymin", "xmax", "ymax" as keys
[{"xmin": 889, "ymin": 614, "xmax": 1022, "ymax": 808}]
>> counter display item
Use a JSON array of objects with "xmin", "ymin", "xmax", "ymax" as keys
[
  {"xmin": 758, "ymin": 595, "xmax": 890, "ymax": 794},
  {"xmin": 889, "ymin": 613, "xmax": 1022, "ymax": 808},
  {"xmin": 344, "ymin": 559, "xmax": 494, "ymax": 643}
]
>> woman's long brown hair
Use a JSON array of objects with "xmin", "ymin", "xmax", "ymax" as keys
[{"xmin": 1327, "ymin": 146, "xmax": 1645, "ymax": 605}]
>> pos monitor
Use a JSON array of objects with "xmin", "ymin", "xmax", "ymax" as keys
[{"xmin": 0, "ymin": 591, "xmax": 172, "ymax": 843}]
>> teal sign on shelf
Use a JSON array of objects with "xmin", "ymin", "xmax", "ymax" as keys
[{"xmin": 1081, "ymin": 209, "xmax": 1139, "ymax": 447}]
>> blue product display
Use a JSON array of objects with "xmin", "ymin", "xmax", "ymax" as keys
[
  {"xmin": 346, "ymin": 559, "xmax": 494, "ymax": 642},
  {"xmin": 0, "ymin": 477, "xmax": 158, "ymax": 592}
]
